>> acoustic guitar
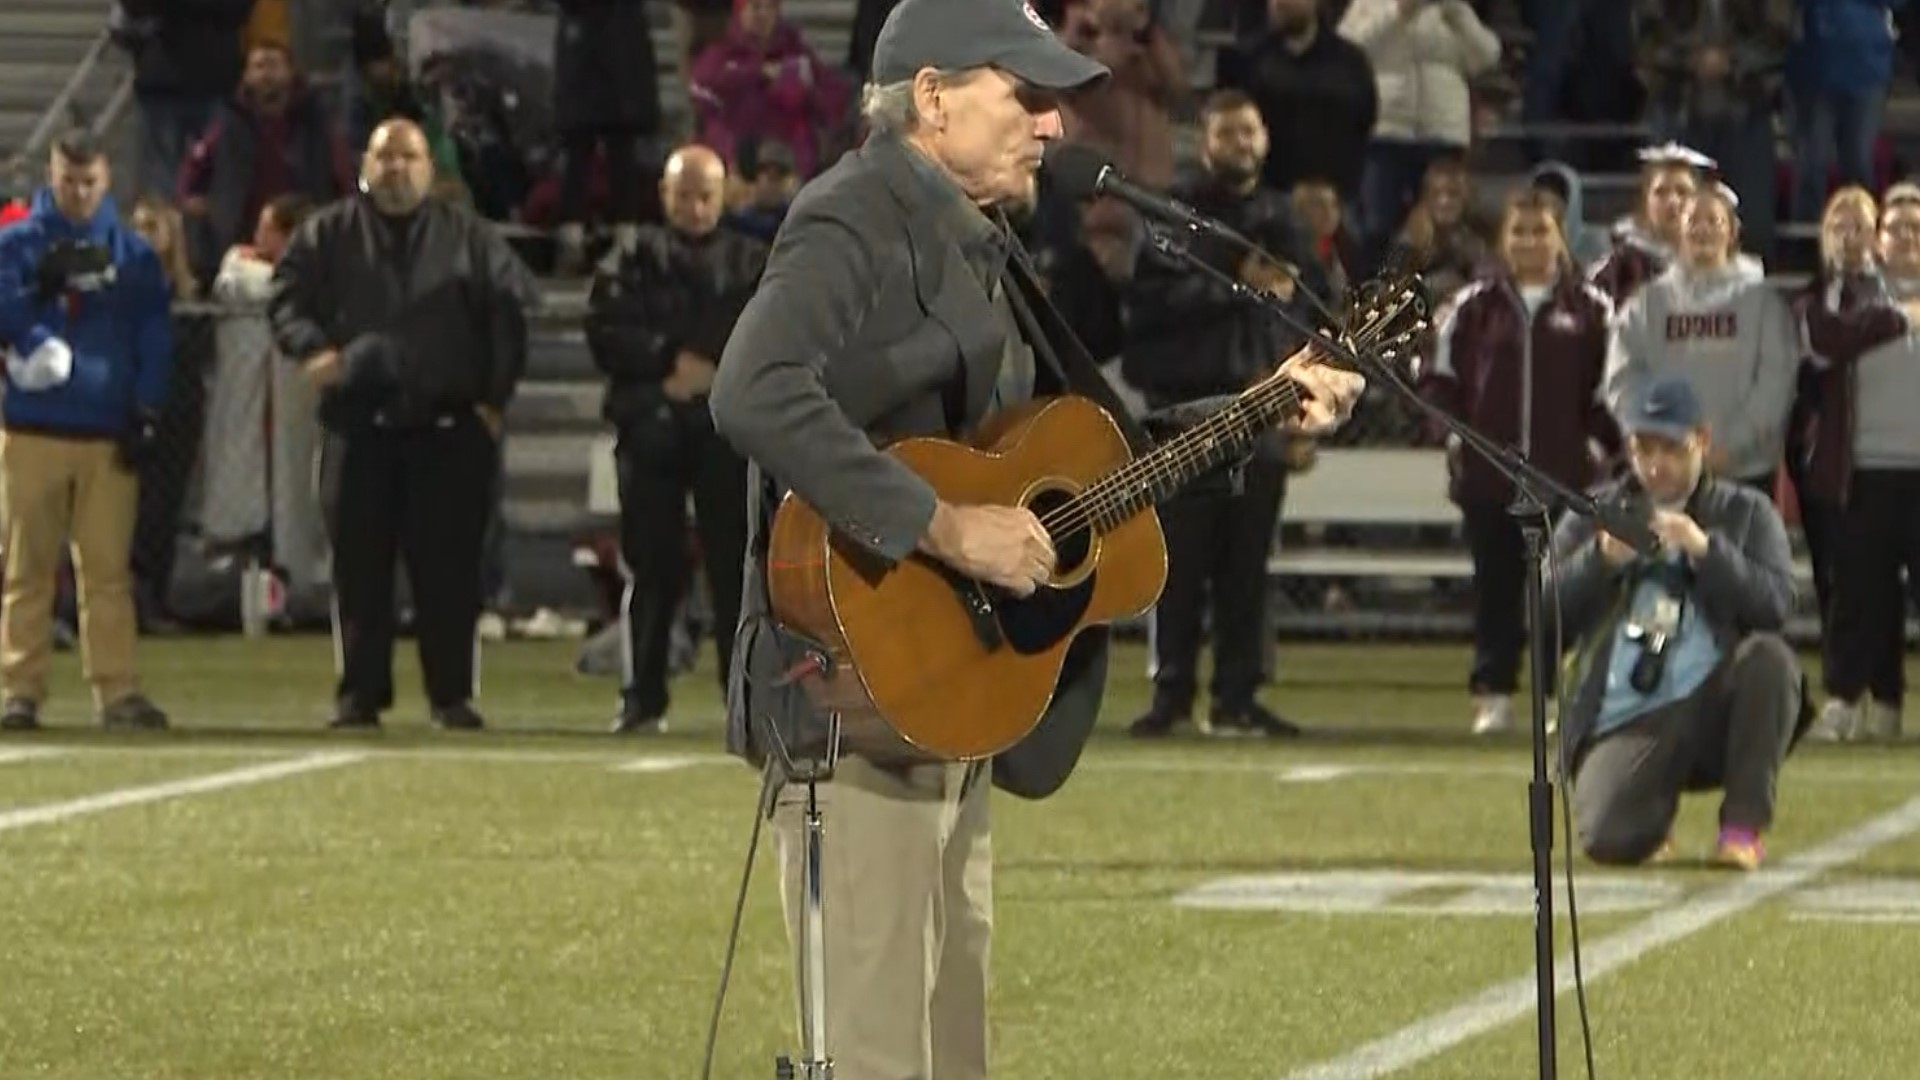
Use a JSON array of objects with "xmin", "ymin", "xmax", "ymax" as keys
[{"xmin": 764, "ymin": 273, "xmax": 1432, "ymax": 765}]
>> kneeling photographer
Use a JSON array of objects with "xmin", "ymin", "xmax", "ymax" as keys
[{"xmin": 1552, "ymin": 376, "xmax": 1808, "ymax": 871}]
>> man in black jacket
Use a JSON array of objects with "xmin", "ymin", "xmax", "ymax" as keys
[
  {"xmin": 269, "ymin": 119, "xmax": 536, "ymax": 730},
  {"xmin": 585, "ymin": 144, "xmax": 766, "ymax": 733},
  {"xmin": 1121, "ymin": 89, "xmax": 1321, "ymax": 738}
]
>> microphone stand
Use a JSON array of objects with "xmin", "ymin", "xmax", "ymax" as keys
[{"xmin": 1143, "ymin": 223, "xmax": 1660, "ymax": 1080}]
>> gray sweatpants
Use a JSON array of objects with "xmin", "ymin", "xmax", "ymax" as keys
[{"xmin": 1574, "ymin": 633, "xmax": 1802, "ymax": 866}]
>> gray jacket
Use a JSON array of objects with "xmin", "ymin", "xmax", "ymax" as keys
[
  {"xmin": 708, "ymin": 135, "xmax": 1123, "ymax": 800},
  {"xmin": 1550, "ymin": 475, "xmax": 1804, "ymax": 758}
]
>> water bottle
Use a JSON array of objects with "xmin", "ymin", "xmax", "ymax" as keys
[{"xmin": 240, "ymin": 560, "xmax": 266, "ymax": 639}]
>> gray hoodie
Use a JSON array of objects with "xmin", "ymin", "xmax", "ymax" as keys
[
  {"xmin": 1842, "ymin": 273, "xmax": 1920, "ymax": 470},
  {"xmin": 1604, "ymin": 263, "xmax": 1800, "ymax": 481}
]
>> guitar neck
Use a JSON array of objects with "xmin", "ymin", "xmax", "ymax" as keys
[{"xmin": 1072, "ymin": 374, "xmax": 1304, "ymax": 532}]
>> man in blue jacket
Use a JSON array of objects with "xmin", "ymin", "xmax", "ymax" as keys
[{"xmin": 0, "ymin": 130, "xmax": 173, "ymax": 732}]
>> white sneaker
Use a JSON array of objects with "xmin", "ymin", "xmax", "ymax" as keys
[
  {"xmin": 1810, "ymin": 698, "xmax": 1863, "ymax": 743},
  {"xmin": 1471, "ymin": 695, "xmax": 1514, "ymax": 736},
  {"xmin": 1867, "ymin": 699, "xmax": 1904, "ymax": 742},
  {"xmin": 554, "ymin": 222, "xmax": 588, "ymax": 275}
]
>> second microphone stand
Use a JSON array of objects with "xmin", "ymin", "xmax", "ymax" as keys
[{"xmin": 1144, "ymin": 224, "xmax": 1660, "ymax": 1080}]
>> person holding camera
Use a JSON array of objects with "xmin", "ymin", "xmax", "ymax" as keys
[
  {"xmin": 0, "ymin": 131, "xmax": 174, "ymax": 732},
  {"xmin": 1552, "ymin": 375, "xmax": 1806, "ymax": 871}
]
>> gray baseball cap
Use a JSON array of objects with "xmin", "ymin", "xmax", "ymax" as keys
[{"xmin": 871, "ymin": 0, "xmax": 1110, "ymax": 91}]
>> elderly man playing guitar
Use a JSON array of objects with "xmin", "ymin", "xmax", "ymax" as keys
[{"xmin": 708, "ymin": 0, "xmax": 1378, "ymax": 1074}]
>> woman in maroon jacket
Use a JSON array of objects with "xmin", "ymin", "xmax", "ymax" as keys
[
  {"xmin": 1416, "ymin": 189, "xmax": 1624, "ymax": 736},
  {"xmin": 1799, "ymin": 185, "xmax": 1918, "ymax": 742}
]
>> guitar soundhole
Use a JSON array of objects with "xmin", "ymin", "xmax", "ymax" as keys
[
  {"xmin": 1027, "ymin": 487, "xmax": 1093, "ymax": 577},
  {"xmin": 987, "ymin": 485, "xmax": 1096, "ymax": 657}
]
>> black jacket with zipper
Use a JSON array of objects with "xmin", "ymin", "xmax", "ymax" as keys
[
  {"xmin": 583, "ymin": 222, "xmax": 767, "ymax": 428},
  {"xmin": 269, "ymin": 194, "xmax": 537, "ymax": 432}
]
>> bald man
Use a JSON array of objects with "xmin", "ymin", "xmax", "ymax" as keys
[
  {"xmin": 584, "ymin": 143, "xmax": 768, "ymax": 733},
  {"xmin": 269, "ymin": 119, "xmax": 537, "ymax": 731}
]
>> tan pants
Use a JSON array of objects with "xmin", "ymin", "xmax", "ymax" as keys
[
  {"xmin": 1, "ymin": 431, "xmax": 140, "ymax": 707},
  {"xmin": 775, "ymin": 757, "xmax": 993, "ymax": 1080}
]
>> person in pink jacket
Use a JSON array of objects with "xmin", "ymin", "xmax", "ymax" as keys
[{"xmin": 688, "ymin": 0, "xmax": 850, "ymax": 180}]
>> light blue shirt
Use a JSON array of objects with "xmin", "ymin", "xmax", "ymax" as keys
[{"xmin": 1594, "ymin": 552, "xmax": 1723, "ymax": 737}]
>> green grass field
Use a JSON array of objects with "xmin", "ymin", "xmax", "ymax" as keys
[{"xmin": 3, "ymin": 635, "xmax": 1918, "ymax": 1080}]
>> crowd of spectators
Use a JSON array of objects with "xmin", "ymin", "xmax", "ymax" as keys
[{"xmin": 0, "ymin": 0, "xmax": 1913, "ymax": 738}]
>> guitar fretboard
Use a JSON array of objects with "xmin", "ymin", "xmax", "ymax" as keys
[{"xmin": 1037, "ymin": 375, "xmax": 1305, "ymax": 543}]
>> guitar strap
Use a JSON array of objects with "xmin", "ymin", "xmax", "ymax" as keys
[{"xmin": 998, "ymin": 235, "xmax": 1155, "ymax": 456}]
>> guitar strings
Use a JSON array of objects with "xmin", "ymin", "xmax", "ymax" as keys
[
  {"xmin": 1035, "ymin": 377, "xmax": 1296, "ymax": 540},
  {"xmin": 1047, "ymin": 291, "xmax": 1417, "ymax": 535},
  {"xmin": 1040, "ymin": 359, "xmax": 1326, "ymax": 538},
  {"xmin": 1036, "ymin": 297, "xmax": 1414, "ymax": 542},
  {"xmin": 1038, "ymin": 354, "xmax": 1309, "ymax": 537}
]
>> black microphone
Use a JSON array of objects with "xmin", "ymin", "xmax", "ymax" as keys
[
  {"xmin": 1046, "ymin": 144, "xmax": 1341, "ymax": 328},
  {"xmin": 1045, "ymin": 143, "xmax": 1247, "ymax": 245}
]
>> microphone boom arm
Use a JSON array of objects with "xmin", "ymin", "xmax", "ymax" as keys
[{"xmin": 1141, "ymin": 222, "xmax": 1661, "ymax": 559}]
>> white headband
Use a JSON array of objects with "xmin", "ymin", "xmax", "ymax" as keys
[{"xmin": 1638, "ymin": 141, "xmax": 1717, "ymax": 171}]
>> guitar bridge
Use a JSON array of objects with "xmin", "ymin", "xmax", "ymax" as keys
[{"xmin": 932, "ymin": 562, "xmax": 1006, "ymax": 651}]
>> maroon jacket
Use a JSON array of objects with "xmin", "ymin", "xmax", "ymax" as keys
[
  {"xmin": 1416, "ymin": 272, "xmax": 1623, "ymax": 506},
  {"xmin": 1587, "ymin": 229, "xmax": 1668, "ymax": 308},
  {"xmin": 1792, "ymin": 271, "xmax": 1910, "ymax": 506}
]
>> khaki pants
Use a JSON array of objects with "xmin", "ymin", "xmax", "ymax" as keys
[
  {"xmin": 775, "ymin": 757, "xmax": 993, "ymax": 1080},
  {"xmin": 1, "ymin": 431, "xmax": 140, "ymax": 707}
]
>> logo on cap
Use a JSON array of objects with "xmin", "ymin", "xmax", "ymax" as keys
[{"xmin": 1022, "ymin": 2, "xmax": 1050, "ymax": 30}]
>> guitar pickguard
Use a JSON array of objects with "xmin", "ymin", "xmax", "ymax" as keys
[
  {"xmin": 991, "ymin": 573, "xmax": 1096, "ymax": 655},
  {"xmin": 989, "ymin": 484, "xmax": 1097, "ymax": 654}
]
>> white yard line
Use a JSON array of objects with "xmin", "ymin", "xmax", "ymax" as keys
[
  {"xmin": 611, "ymin": 754, "xmax": 732, "ymax": 773},
  {"xmin": 1279, "ymin": 792, "xmax": 1920, "ymax": 1080},
  {"xmin": 0, "ymin": 751, "xmax": 365, "ymax": 833},
  {"xmin": 0, "ymin": 747, "xmax": 64, "ymax": 766},
  {"xmin": 1788, "ymin": 911, "xmax": 1920, "ymax": 926},
  {"xmin": 1089, "ymin": 759, "xmax": 1523, "ymax": 778}
]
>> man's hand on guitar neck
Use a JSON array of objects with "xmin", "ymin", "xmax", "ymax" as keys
[
  {"xmin": 1283, "ymin": 361, "xmax": 1366, "ymax": 436},
  {"xmin": 918, "ymin": 501, "xmax": 1057, "ymax": 597}
]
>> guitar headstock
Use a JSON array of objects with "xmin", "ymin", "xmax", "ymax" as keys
[{"xmin": 1334, "ymin": 272, "xmax": 1434, "ymax": 374}]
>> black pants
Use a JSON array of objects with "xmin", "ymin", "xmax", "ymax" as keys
[
  {"xmin": 319, "ymin": 414, "xmax": 498, "ymax": 712},
  {"xmin": 1574, "ymin": 634, "xmax": 1802, "ymax": 865},
  {"xmin": 1798, "ymin": 496, "xmax": 1850, "ymax": 691},
  {"xmin": 616, "ymin": 399, "xmax": 749, "ymax": 719},
  {"xmin": 1149, "ymin": 456, "xmax": 1286, "ymax": 715},
  {"xmin": 1463, "ymin": 503, "xmax": 1529, "ymax": 696},
  {"xmin": 1826, "ymin": 469, "xmax": 1920, "ymax": 705},
  {"xmin": 559, "ymin": 127, "xmax": 657, "ymax": 226}
]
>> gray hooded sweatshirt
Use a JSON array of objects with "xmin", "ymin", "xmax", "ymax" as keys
[
  {"xmin": 1604, "ymin": 263, "xmax": 1800, "ymax": 481},
  {"xmin": 1839, "ymin": 273, "xmax": 1920, "ymax": 469}
]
